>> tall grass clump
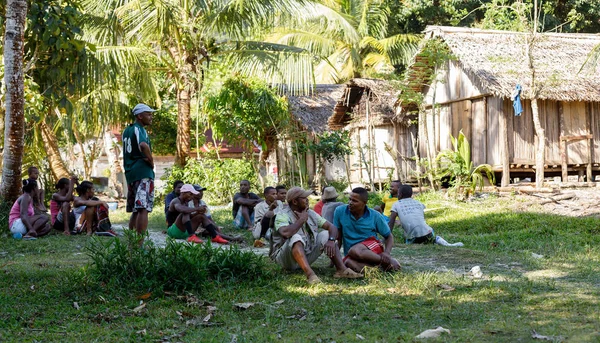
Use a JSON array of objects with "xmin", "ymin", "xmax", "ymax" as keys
[{"xmin": 85, "ymin": 231, "xmax": 268, "ymax": 293}]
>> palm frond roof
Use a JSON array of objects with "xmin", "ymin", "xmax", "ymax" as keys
[{"xmin": 286, "ymin": 84, "xmax": 346, "ymax": 133}]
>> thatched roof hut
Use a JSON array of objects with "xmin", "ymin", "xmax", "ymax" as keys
[
  {"xmin": 404, "ymin": 26, "xmax": 600, "ymax": 103},
  {"xmin": 328, "ymin": 78, "xmax": 401, "ymax": 129},
  {"xmin": 399, "ymin": 26, "xmax": 600, "ymax": 186},
  {"xmin": 287, "ymin": 84, "xmax": 346, "ymax": 134}
]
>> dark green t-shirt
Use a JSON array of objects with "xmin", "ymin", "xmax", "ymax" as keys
[{"xmin": 122, "ymin": 122, "xmax": 154, "ymax": 184}]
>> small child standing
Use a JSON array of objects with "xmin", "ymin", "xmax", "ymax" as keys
[{"xmin": 388, "ymin": 185, "xmax": 463, "ymax": 247}]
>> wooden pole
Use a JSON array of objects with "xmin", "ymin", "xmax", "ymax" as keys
[
  {"xmin": 498, "ymin": 101, "xmax": 510, "ymax": 187},
  {"xmin": 587, "ymin": 137, "xmax": 593, "ymax": 183}
]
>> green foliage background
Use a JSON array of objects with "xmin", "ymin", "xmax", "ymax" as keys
[{"xmin": 161, "ymin": 157, "xmax": 258, "ymax": 205}]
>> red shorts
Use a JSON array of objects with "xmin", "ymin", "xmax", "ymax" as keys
[{"xmin": 343, "ymin": 236, "xmax": 384, "ymax": 262}]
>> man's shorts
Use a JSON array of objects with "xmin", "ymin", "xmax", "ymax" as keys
[
  {"xmin": 127, "ymin": 178, "xmax": 154, "ymax": 213},
  {"xmin": 233, "ymin": 207, "xmax": 254, "ymax": 229},
  {"xmin": 166, "ymin": 223, "xmax": 188, "ymax": 239},
  {"xmin": 10, "ymin": 219, "xmax": 27, "ymax": 235},
  {"xmin": 273, "ymin": 231, "xmax": 329, "ymax": 270},
  {"xmin": 343, "ymin": 236, "xmax": 384, "ymax": 262},
  {"xmin": 406, "ymin": 231, "xmax": 435, "ymax": 244}
]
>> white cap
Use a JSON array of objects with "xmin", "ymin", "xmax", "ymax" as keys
[{"xmin": 132, "ymin": 103, "xmax": 157, "ymax": 116}]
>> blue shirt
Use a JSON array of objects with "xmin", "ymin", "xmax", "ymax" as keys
[{"xmin": 333, "ymin": 205, "xmax": 391, "ymax": 256}]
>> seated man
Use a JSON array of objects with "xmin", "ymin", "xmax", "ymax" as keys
[
  {"xmin": 50, "ymin": 176, "xmax": 78, "ymax": 235},
  {"xmin": 271, "ymin": 187, "xmax": 363, "ymax": 284},
  {"xmin": 73, "ymin": 181, "xmax": 115, "ymax": 236},
  {"xmin": 164, "ymin": 180, "xmax": 183, "ymax": 218},
  {"xmin": 252, "ymin": 186, "xmax": 283, "ymax": 247},
  {"xmin": 389, "ymin": 185, "xmax": 463, "ymax": 247},
  {"xmin": 334, "ymin": 187, "xmax": 401, "ymax": 273},
  {"xmin": 380, "ymin": 180, "xmax": 401, "ymax": 217},
  {"xmin": 189, "ymin": 185, "xmax": 239, "ymax": 243},
  {"xmin": 320, "ymin": 186, "xmax": 344, "ymax": 223},
  {"xmin": 275, "ymin": 185, "xmax": 287, "ymax": 203},
  {"xmin": 167, "ymin": 184, "xmax": 227, "ymax": 244},
  {"xmin": 232, "ymin": 180, "xmax": 262, "ymax": 229}
]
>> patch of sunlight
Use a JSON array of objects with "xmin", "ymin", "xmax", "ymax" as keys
[{"xmin": 524, "ymin": 269, "xmax": 568, "ymax": 280}]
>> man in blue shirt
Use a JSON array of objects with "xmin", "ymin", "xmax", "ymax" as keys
[{"xmin": 334, "ymin": 187, "xmax": 400, "ymax": 273}]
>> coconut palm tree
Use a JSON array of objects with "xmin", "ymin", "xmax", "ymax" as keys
[
  {"xmin": 267, "ymin": 0, "xmax": 420, "ymax": 83},
  {"xmin": 1, "ymin": 0, "xmax": 28, "ymax": 203},
  {"xmin": 84, "ymin": 0, "xmax": 318, "ymax": 166}
]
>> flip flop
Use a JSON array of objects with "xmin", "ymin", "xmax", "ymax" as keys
[{"xmin": 23, "ymin": 235, "xmax": 37, "ymax": 241}]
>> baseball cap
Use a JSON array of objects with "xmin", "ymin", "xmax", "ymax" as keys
[
  {"xmin": 286, "ymin": 186, "xmax": 313, "ymax": 203},
  {"xmin": 180, "ymin": 184, "xmax": 199, "ymax": 195},
  {"xmin": 193, "ymin": 184, "xmax": 207, "ymax": 192},
  {"xmin": 132, "ymin": 103, "xmax": 157, "ymax": 116}
]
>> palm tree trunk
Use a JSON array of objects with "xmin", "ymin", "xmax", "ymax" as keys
[
  {"xmin": 39, "ymin": 118, "xmax": 70, "ymax": 181},
  {"xmin": 1, "ymin": 0, "xmax": 28, "ymax": 203},
  {"xmin": 176, "ymin": 85, "xmax": 192, "ymax": 166}
]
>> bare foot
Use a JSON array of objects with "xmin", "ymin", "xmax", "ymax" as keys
[{"xmin": 63, "ymin": 231, "xmax": 71, "ymax": 236}]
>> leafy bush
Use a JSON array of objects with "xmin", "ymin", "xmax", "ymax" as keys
[
  {"xmin": 436, "ymin": 131, "xmax": 495, "ymax": 198},
  {"xmin": 85, "ymin": 231, "xmax": 268, "ymax": 293},
  {"xmin": 161, "ymin": 157, "xmax": 258, "ymax": 205},
  {"xmin": 367, "ymin": 191, "xmax": 384, "ymax": 209}
]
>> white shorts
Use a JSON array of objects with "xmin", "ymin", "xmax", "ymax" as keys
[
  {"xmin": 274, "ymin": 231, "xmax": 329, "ymax": 270},
  {"xmin": 10, "ymin": 219, "xmax": 27, "ymax": 235}
]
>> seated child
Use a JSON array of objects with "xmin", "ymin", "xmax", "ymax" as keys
[
  {"xmin": 388, "ymin": 185, "xmax": 463, "ymax": 247},
  {"xmin": 251, "ymin": 186, "xmax": 282, "ymax": 247},
  {"xmin": 167, "ymin": 184, "xmax": 228, "ymax": 244},
  {"xmin": 9, "ymin": 180, "xmax": 51, "ymax": 239},
  {"xmin": 50, "ymin": 176, "xmax": 78, "ymax": 235},
  {"xmin": 27, "ymin": 166, "xmax": 47, "ymax": 214},
  {"xmin": 189, "ymin": 185, "xmax": 240, "ymax": 243},
  {"xmin": 164, "ymin": 180, "xmax": 183, "ymax": 218},
  {"xmin": 73, "ymin": 181, "xmax": 115, "ymax": 236}
]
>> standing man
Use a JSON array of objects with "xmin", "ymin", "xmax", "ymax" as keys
[
  {"xmin": 123, "ymin": 103, "xmax": 156, "ymax": 235},
  {"xmin": 334, "ymin": 187, "xmax": 400, "ymax": 273}
]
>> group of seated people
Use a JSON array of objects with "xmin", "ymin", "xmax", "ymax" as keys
[
  {"xmin": 228, "ymin": 179, "xmax": 463, "ymax": 284},
  {"xmin": 163, "ymin": 181, "xmax": 242, "ymax": 245},
  {"xmin": 8, "ymin": 166, "xmax": 115, "ymax": 240}
]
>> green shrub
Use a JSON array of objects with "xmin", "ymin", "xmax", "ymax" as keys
[
  {"xmin": 367, "ymin": 191, "xmax": 383, "ymax": 209},
  {"xmin": 85, "ymin": 231, "xmax": 268, "ymax": 293},
  {"xmin": 161, "ymin": 157, "xmax": 258, "ymax": 205}
]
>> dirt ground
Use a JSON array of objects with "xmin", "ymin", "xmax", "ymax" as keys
[{"xmin": 503, "ymin": 184, "xmax": 600, "ymax": 218}]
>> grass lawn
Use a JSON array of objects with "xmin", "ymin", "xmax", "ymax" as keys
[{"xmin": 1, "ymin": 192, "xmax": 600, "ymax": 342}]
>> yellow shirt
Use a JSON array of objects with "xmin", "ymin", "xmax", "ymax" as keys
[{"xmin": 382, "ymin": 193, "xmax": 398, "ymax": 216}]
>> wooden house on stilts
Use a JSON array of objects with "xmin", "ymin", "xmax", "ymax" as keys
[{"xmin": 398, "ymin": 26, "xmax": 600, "ymax": 186}]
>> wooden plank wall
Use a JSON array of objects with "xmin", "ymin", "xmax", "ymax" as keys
[
  {"xmin": 451, "ymin": 100, "xmax": 472, "ymax": 142},
  {"xmin": 562, "ymin": 101, "xmax": 589, "ymax": 164},
  {"xmin": 541, "ymin": 100, "xmax": 561, "ymax": 165},
  {"xmin": 510, "ymin": 99, "xmax": 535, "ymax": 164},
  {"xmin": 486, "ymin": 97, "xmax": 502, "ymax": 166},
  {"xmin": 471, "ymin": 99, "xmax": 487, "ymax": 166},
  {"xmin": 590, "ymin": 102, "xmax": 600, "ymax": 163}
]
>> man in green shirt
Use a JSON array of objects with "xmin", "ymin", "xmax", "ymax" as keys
[{"xmin": 123, "ymin": 103, "xmax": 156, "ymax": 235}]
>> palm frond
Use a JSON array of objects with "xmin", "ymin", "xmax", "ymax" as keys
[{"xmin": 218, "ymin": 42, "xmax": 316, "ymax": 95}]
